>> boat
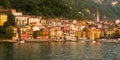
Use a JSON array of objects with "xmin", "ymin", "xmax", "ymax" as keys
[
  {"xmin": 17, "ymin": 39, "xmax": 26, "ymax": 43},
  {"xmin": 65, "ymin": 36, "xmax": 77, "ymax": 41},
  {"xmin": 92, "ymin": 40, "xmax": 96, "ymax": 43},
  {"xmin": 19, "ymin": 40, "xmax": 26, "ymax": 43}
]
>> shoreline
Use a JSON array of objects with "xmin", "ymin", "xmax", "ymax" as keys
[{"xmin": 0, "ymin": 39, "xmax": 120, "ymax": 43}]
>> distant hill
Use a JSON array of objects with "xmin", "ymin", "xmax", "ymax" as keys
[
  {"xmin": 0, "ymin": 0, "xmax": 120, "ymax": 20},
  {"xmin": 64, "ymin": 0, "xmax": 120, "ymax": 20}
]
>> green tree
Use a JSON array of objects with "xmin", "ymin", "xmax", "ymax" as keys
[
  {"xmin": 113, "ymin": 31, "xmax": 120, "ymax": 38},
  {"xmin": 5, "ymin": 26, "xmax": 15, "ymax": 39},
  {"xmin": 33, "ymin": 31, "xmax": 40, "ymax": 38},
  {"xmin": 0, "ymin": 26, "xmax": 15, "ymax": 39},
  {"xmin": 83, "ymin": 27, "xmax": 88, "ymax": 32},
  {"xmin": 7, "ymin": 13, "xmax": 15, "ymax": 26},
  {"xmin": 0, "ymin": 27, "xmax": 5, "ymax": 39}
]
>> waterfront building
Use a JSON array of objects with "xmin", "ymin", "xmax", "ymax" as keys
[
  {"xmin": 61, "ymin": 26, "xmax": 70, "ymax": 37},
  {"xmin": 88, "ymin": 28, "xmax": 101, "ymax": 40},
  {"xmin": 19, "ymin": 26, "xmax": 33, "ymax": 39},
  {"xmin": 56, "ymin": 28, "xmax": 64, "ymax": 40},
  {"xmin": 0, "ymin": 14, "xmax": 8, "ymax": 26},
  {"xmin": 69, "ymin": 30, "xmax": 76, "ymax": 37},
  {"xmin": 106, "ymin": 29, "xmax": 115, "ymax": 38},
  {"xmin": 40, "ymin": 28, "xmax": 49, "ymax": 39},
  {"xmin": 12, "ymin": 27, "xmax": 19, "ymax": 40},
  {"xmin": 33, "ymin": 28, "xmax": 49, "ymax": 40},
  {"xmin": 75, "ymin": 30, "xmax": 82, "ymax": 38},
  {"xmin": 50, "ymin": 27, "xmax": 57, "ymax": 39}
]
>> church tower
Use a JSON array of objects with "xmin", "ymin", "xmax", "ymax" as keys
[{"xmin": 96, "ymin": 9, "xmax": 99, "ymax": 22}]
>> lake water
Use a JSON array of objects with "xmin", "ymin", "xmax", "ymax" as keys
[{"xmin": 0, "ymin": 42, "xmax": 120, "ymax": 60}]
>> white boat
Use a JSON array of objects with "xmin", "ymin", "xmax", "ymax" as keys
[
  {"xmin": 17, "ymin": 39, "xmax": 26, "ymax": 43},
  {"xmin": 19, "ymin": 40, "xmax": 26, "ymax": 43},
  {"xmin": 92, "ymin": 40, "xmax": 96, "ymax": 43},
  {"xmin": 65, "ymin": 36, "xmax": 77, "ymax": 41}
]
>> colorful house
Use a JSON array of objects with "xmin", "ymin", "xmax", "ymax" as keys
[
  {"xmin": 69, "ymin": 30, "xmax": 76, "ymax": 37},
  {"xmin": 50, "ymin": 27, "xmax": 57, "ymax": 39},
  {"xmin": 88, "ymin": 28, "xmax": 101, "ymax": 40},
  {"xmin": 28, "ymin": 16, "xmax": 41, "ymax": 26},
  {"xmin": 19, "ymin": 26, "xmax": 33, "ymax": 39},
  {"xmin": 12, "ymin": 27, "xmax": 19, "ymax": 40},
  {"xmin": 56, "ymin": 28, "xmax": 64, "ymax": 40},
  {"xmin": 106, "ymin": 29, "xmax": 115, "ymax": 38},
  {"xmin": 39, "ymin": 28, "xmax": 49, "ymax": 39},
  {"xmin": 40, "ymin": 19, "xmax": 47, "ymax": 26},
  {"xmin": 61, "ymin": 26, "xmax": 70, "ymax": 36},
  {"xmin": 0, "ymin": 14, "xmax": 8, "ymax": 26},
  {"xmin": 15, "ymin": 15, "xmax": 28, "ymax": 26},
  {"xmin": 75, "ymin": 30, "xmax": 82, "ymax": 38}
]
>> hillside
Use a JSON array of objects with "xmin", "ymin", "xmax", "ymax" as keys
[
  {"xmin": 64, "ymin": 0, "xmax": 120, "ymax": 20},
  {"xmin": 0, "ymin": 0, "xmax": 120, "ymax": 20},
  {"xmin": 0, "ymin": 0, "xmax": 87, "ymax": 19}
]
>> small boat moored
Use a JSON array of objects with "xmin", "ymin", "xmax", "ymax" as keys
[
  {"xmin": 17, "ymin": 39, "xmax": 26, "ymax": 43},
  {"xmin": 92, "ymin": 40, "xmax": 96, "ymax": 43}
]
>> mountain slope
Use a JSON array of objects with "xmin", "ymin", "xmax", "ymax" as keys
[
  {"xmin": 64, "ymin": 0, "xmax": 120, "ymax": 20},
  {"xmin": 0, "ymin": 0, "xmax": 87, "ymax": 19},
  {"xmin": 0, "ymin": 0, "xmax": 120, "ymax": 20}
]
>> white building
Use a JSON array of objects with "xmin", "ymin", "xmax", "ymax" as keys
[
  {"xmin": 28, "ymin": 16, "xmax": 42, "ymax": 26},
  {"xmin": 15, "ymin": 15, "xmax": 28, "ymax": 26}
]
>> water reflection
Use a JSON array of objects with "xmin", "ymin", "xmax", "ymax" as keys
[{"xmin": 0, "ymin": 42, "xmax": 120, "ymax": 60}]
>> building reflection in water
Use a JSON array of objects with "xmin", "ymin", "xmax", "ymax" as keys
[{"xmin": 0, "ymin": 42, "xmax": 120, "ymax": 60}]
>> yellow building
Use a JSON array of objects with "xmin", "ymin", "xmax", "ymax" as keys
[
  {"xmin": 12, "ymin": 27, "xmax": 18, "ymax": 40},
  {"xmin": 50, "ymin": 27, "xmax": 57, "ymax": 39},
  {"xmin": 56, "ymin": 29, "xmax": 63, "ymax": 40},
  {"xmin": 106, "ymin": 30, "xmax": 115, "ymax": 37},
  {"xmin": 75, "ymin": 31, "xmax": 82, "ymax": 37},
  {"xmin": 88, "ymin": 29, "xmax": 101, "ymax": 40},
  {"xmin": 0, "ymin": 14, "xmax": 8, "ymax": 26}
]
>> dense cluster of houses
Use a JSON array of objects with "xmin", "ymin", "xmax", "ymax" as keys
[{"xmin": 0, "ymin": 9, "xmax": 120, "ymax": 41}]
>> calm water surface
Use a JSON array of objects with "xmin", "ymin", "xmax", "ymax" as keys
[{"xmin": 0, "ymin": 42, "xmax": 120, "ymax": 60}]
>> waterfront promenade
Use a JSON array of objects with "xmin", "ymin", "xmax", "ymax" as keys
[{"xmin": 0, "ymin": 39, "xmax": 120, "ymax": 43}]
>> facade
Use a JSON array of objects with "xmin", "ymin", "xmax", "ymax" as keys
[
  {"xmin": 106, "ymin": 29, "xmax": 115, "ymax": 38},
  {"xmin": 15, "ymin": 15, "xmax": 28, "ymax": 26},
  {"xmin": 12, "ymin": 27, "xmax": 19, "ymax": 40},
  {"xmin": 19, "ymin": 26, "xmax": 33, "ymax": 39},
  {"xmin": 56, "ymin": 29, "xmax": 64, "ymax": 40},
  {"xmin": 9, "ymin": 9, "xmax": 120, "ymax": 40},
  {"xmin": 0, "ymin": 14, "xmax": 8, "ymax": 26},
  {"xmin": 75, "ymin": 30, "xmax": 82, "ymax": 38},
  {"xmin": 50, "ymin": 27, "xmax": 57, "ymax": 39},
  {"xmin": 40, "ymin": 29, "xmax": 49, "ymax": 39},
  {"xmin": 69, "ymin": 30, "xmax": 76, "ymax": 37},
  {"xmin": 88, "ymin": 29, "xmax": 101, "ymax": 40},
  {"xmin": 28, "ymin": 16, "xmax": 41, "ymax": 26},
  {"xmin": 40, "ymin": 19, "xmax": 47, "ymax": 26}
]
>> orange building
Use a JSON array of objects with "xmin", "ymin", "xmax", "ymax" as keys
[
  {"xmin": 40, "ymin": 29, "xmax": 49, "ymax": 39},
  {"xmin": 19, "ymin": 27, "xmax": 33, "ymax": 39}
]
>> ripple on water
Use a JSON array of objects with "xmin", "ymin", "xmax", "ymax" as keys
[{"xmin": 0, "ymin": 42, "xmax": 120, "ymax": 60}]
